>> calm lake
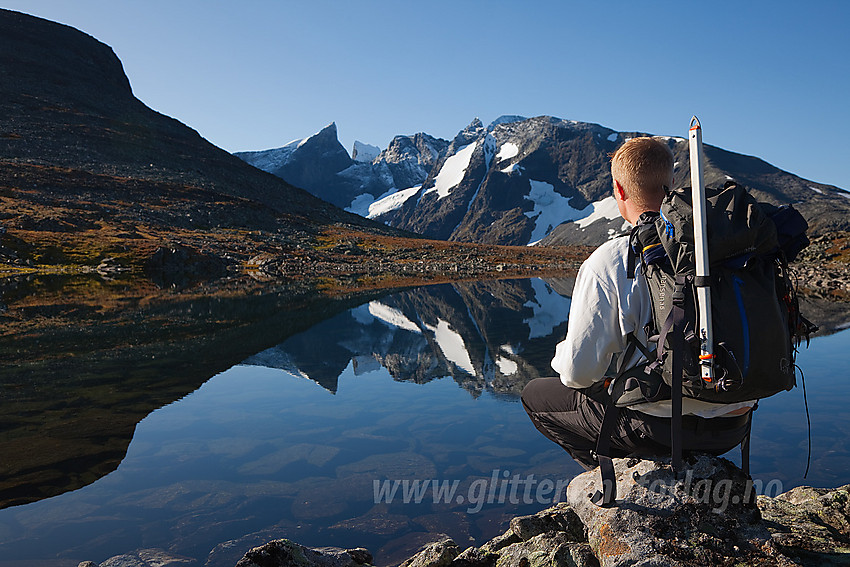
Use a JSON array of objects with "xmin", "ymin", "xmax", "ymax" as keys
[{"xmin": 0, "ymin": 276, "xmax": 849, "ymax": 567}]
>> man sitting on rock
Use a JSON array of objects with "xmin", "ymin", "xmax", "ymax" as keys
[{"xmin": 521, "ymin": 136, "xmax": 754, "ymax": 470}]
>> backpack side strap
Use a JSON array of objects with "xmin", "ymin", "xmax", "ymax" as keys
[
  {"xmin": 589, "ymin": 402, "xmax": 621, "ymax": 507},
  {"xmin": 669, "ymin": 276, "xmax": 689, "ymax": 474},
  {"xmin": 589, "ymin": 333, "xmax": 641, "ymax": 507}
]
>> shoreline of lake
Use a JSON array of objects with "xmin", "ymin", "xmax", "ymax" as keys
[{"xmin": 79, "ymin": 456, "xmax": 850, "ymax": 567}]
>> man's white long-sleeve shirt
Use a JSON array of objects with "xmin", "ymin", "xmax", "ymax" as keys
[{"xmin": 551, "ymin": 235, "xmax": 754, "ymax": 418}]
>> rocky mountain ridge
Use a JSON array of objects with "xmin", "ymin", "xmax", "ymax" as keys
[
  {"xmin": 236, "ymin": 125, "xmax": 450, "ymax": 214},
  {"xmin": 240, "ymin": 116, "xmax": 850, "ymax": 247}
]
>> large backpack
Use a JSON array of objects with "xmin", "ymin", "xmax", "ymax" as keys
[{"xmin": 590, "ymin": 181, "xmax": 816, "ymax": 507}]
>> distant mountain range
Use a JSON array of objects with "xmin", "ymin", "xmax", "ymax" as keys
[
  {"xmin": 238, "ymin": 116, "xmax": 850, "ymax": 246},
  {"xmin": 237, "ymin": 124, "xmax": 449, "ymax": 216}
]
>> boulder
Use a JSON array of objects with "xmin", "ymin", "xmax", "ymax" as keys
[
  {"xmin": 565, "ymin": 455, "xmax": 793, "ymax": 566},
  {"xmin": 90, "ymin": 548, "xmax": 196, "ymax": 567},
  {"xmin": 235, "ymin": 539, "xmax": 372, "ymax": 567},
  {"xmin": 494, "ymin": 532, "xmax": 596, "ymax": 567},
  {"xmin": 759, "ymin": 484, "xmax": 850, "ymax": 564},
  {"xmin": 398, "ymin": 537, "xmax": 459, "ymax": 567}
]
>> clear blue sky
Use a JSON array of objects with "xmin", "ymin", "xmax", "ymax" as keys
[{"xmin": 3, "ymin": 1, "xmax": 849, "ymax": 190}]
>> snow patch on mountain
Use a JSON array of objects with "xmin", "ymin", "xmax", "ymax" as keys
[
  {"xmin": 524, "ymin": 180, "xmax": 589, "ymax": 245},
  {"xmin": 574, "ymin": 196, "xmax": 621, "ymax": 228},
  {"xmin": 424, "ymin": 319, "xmax": 475, "ymax": 374},
  {"xmin": 345, "ymin": 192, "xmax": 377, "ymax": 216},
  {"xmin": 501, "ymin": 163, "xmax": 523, "ymax": 174},
  {"xmin": 352, "ymin": 141, "xmax": 381, "ymax": 163},
  {"xmin": 238, "ymin": 138, "xmax": 303, "ymax": 171},
  {"xmin": 425, "ymin": 142, "xmax": 477, "ymax": 200},
  {"xmin": 483, "ymin": 133, "xmax": 497, "ymax": 169},
  {"xmin": 369, "ymin": 301, "xmax": 421, "ymax": 334},
  {"xmin": 496, "ymin": 142, "xmax": 519, "ymax": 162},
  {"xmin": 808, "ymin": 185, "xmax": 824, "ymax": 194},
  {"xmin": 607, "ymin": 132, "xmax": 618, "ymax": 142},
  {"xmin": 366, "ymin": 186, "xmax": 421, "ymax": 218},
  {"xmin": 523, "ymin": 278, "xmax": 571, "ymax": 339}
]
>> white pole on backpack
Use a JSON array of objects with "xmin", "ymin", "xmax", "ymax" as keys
[{"xmin": 689, "ymin": 116, "xmax": 715, "ymax": 383}]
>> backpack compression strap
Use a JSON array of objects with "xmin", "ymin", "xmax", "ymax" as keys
[
  {"xmin": 589, "ymin": 335, "xmax": 640, "ymax": 507},
  {"xmin": 650, "ymin": 276, "xmax": 688, "ymax": 473},
  {"xmin": 589, "ymin": 403, "xmax": 621, "ymax": 507},
  {"xmin": 670, "ymin": 287, "xmax": 686, "ymax": 473}
]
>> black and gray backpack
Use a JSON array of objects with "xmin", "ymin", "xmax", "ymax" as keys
[{"xmin": 591, "ymin": 180, "xmax": 816, "ymax": 506}]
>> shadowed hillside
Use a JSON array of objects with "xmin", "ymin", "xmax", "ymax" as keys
[{"xmin": 0, "ymin": 8, "xmax": 397, "ymax": 275}]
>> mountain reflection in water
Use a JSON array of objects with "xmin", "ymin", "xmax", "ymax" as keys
[
  {"xmin": 0, "ymin": 276, "xmax": 848, "ymax": 567},
  {"xmin": 243, "ymin": 278, "xmax": 574, "ymax": 397}
]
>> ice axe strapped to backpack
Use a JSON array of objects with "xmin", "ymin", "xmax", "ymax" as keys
[{"xmin": 589, "ymin": 119, "xmax": 816, "ymax": 508}]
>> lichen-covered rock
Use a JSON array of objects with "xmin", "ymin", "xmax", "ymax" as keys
[
  {"xmin": 759, "ymin": 483, "xmax": 850, "ymax": 565},
  {"xmin": 566, "ymin": 455, "xmax": 795, "ymax": 567},
  {"xmin": 399, "ymin": 537, "xmax": 460, "ymax": 567},
  {"xmin": 479, "ymin": 529, "xmax": 521, "ymax": 554},
  {"xmin": 451, "ymin": 546, "xmax": 499, "ymax": 567},
  {"xmin": 95, "ymin": 548, "xmax": 197, "ymax": 567},
  {"xmin": 235, "ymin": 539, "xmax": 372, "ymax": 567},
  {"xmin": 510, "ymin": 502, "xmax": 585, "ymax": 543},
  {"xmin": 495, "ymin": 532, "xmax": 597, "ymax": 567}
]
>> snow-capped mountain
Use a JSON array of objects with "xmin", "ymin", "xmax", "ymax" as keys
[
  {"xmin": 377, "ymin": 116, "xmax": 625, "ymax": 244},
  {"xmin": 352, "ymin": 141, "xmax": 380, "ymax": 163},
  {"xmin": 238, "ymin": 116, "xmax": 850, "ymax": 246},
  {"xmin": 235, "ymin": 124, "xmax": 449, "ymax": 212}
]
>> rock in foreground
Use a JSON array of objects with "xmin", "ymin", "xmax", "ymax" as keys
[
  {"xmin": 235, "ymin": 540, "xmax": 373, "ymax": 567},
  {"xmin": 231, "ymin": 455, "xmax": 850, "ymax": 567},
  {"xmin": 81, "ymin": 455, "xmax": 849, "ymax": 567}
]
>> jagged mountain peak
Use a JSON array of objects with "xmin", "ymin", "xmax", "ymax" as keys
[
  {"xmin": 312, "ymin": 122, "xmax": 340, "ymax": 141},
  {"xmin": 237, "ymin": 126, "xmax": 450, "ymax": 212},
  {"xmin": 454, "ymin": 118, "xmax": 486, "ymax": 147},
  {"xmin": 236, "ymin": 114, "xmax": 850, "ymax": 246},
  {"xmin": 352, "ymin": 140, "xmax": 381, "ymax": 163},
  {"xmin": 487, "ymin": 115, "xmax": 528, "ymax": 130}
]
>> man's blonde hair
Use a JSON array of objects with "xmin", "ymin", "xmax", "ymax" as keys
[{"xmin": 610, "ymin": 137, "xmax": 674, "ymax": 209}]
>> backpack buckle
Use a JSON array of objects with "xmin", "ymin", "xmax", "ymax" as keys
[{"xmin": 672, "ymin": 283, "xmax": 685, "ymax": 305}]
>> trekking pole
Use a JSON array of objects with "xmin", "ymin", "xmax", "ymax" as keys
[{"xmin": 689, "ymin": 116, "xmax": 715, "ymax": 383}]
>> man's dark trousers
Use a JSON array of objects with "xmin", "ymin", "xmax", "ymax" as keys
[{"xmin": 521, "ymin": 377, "xmax": 752, "ymax": 470}]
